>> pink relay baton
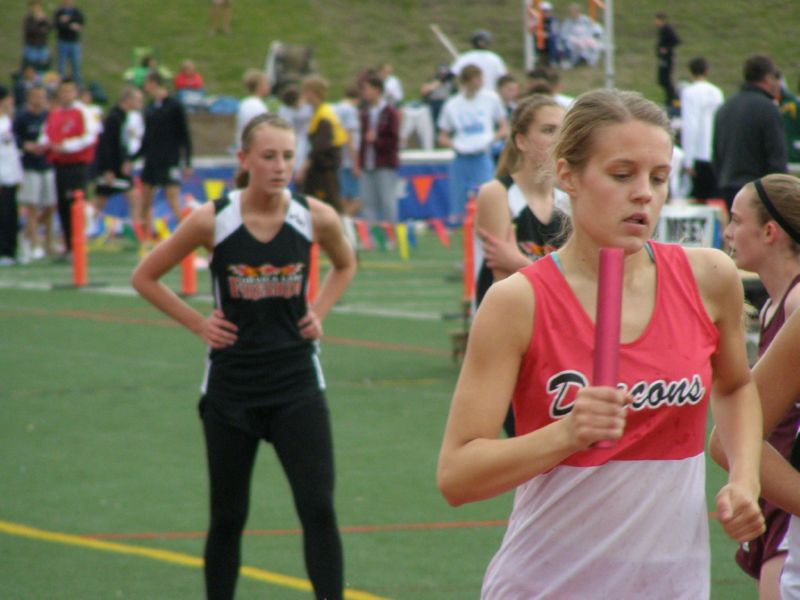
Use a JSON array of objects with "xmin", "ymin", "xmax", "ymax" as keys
[{"xmin": 593, "ymin": 248, "xmax": 624, "ymax": 449}]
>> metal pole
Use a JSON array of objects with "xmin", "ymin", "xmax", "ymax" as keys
[
  {"xmin": 604, "ymin": 0, "xmax": 615, "ymax": 88},
  {"xmin": 430, "ymin": 24, "xmax": 460, "ymax": 61},
  {"xmin": 523, "ymin": 0, "xmax": 535, "ymax": 71}
]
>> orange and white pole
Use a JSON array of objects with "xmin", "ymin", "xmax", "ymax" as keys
[{"xmin": 71, "ymin": 190, "xmax": 88, "ymax": 287}]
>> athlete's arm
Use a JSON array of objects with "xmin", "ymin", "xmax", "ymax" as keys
[
  {"xmin": 436, "ymin": 274, "xmax": 626, "ymax": 506},
  {"xmin": 711, "ymin": 308, "xmax": 800, "ymax": 515},
  {"xmin": 437, "ymin": 128, "xmax": 453, "ymax": 149},
  {"xmin": 131, "ymin": 202, "xmax": 238, "ymax": 349},
  {"xmin": 476, "ymin": 179, "xmax": 530, "ymax": 280},
  {"xmin": 298, "ymin": 198, "xmax": 356, "ymax": 339},
  {"xmin": 689, "ymin": 247, "xmax": 765, "ymax": 543}
]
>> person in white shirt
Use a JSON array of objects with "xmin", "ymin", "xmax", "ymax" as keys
[
  {"xmin": 235, "ymin": 69, "xmax": 270, "ymax": 150},
  {"xmin": 277, "ymin": 84, "xmax": 313, "ymax": 176},
  {"xmin": 680, "ymin": 57, "xmax": 724, "ymax": 200},
  {"xmin": 333, "ymin": 86, "xmax": 361, "ymax": 215},
  {"xmin": 560, "ymin": 2, "xmax": 603, "ymax": 67},
  {"xmin": 378, "ymin": 62, "xmax": 403, "ymax": 106},
  {"xmin": 0, "ymin": 86, "xmax": 24, "ymax": 265},
  {"xmin": 437, "ymin": 65, "xmax": 508, "ymax": 218},
  {"xmin": 450, "ymin": 30, "xmax": 508, "ymax": 93}
]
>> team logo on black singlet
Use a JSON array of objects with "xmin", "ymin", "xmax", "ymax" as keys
[
  {"xmin": 518, "ymin": 241, "xmax": 557, "ymax": 260},
  {"xmin": 546, "ymin": 370, "xmax": 706, "ymax": 419},
  {"xmin": 227, "ymin": 263, "xmax": 304, "ymax": 300}
]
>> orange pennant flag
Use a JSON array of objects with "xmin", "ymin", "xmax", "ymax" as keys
[
  {"xmin": 382, "ymin": 222, "xmax": 396, "ymax": 243},
  {"xmin": 355, "ymin": 219, "xmax": 373, "ymax": 250},
  {"xmin": 430, "ymin": 218, "xmax": 450, "ymax": 248},
  {"xmin": 412, "ymin": 175, "xmax": 435, "ymax": 205}
]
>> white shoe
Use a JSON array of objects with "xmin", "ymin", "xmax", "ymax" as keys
[
  {"xmin": 32, "ymin": 246, "xmax": 45, "ymax": 260},
  {"xmin": 0, "ymin": 256, "xmax": 17, "ymax": 266}
]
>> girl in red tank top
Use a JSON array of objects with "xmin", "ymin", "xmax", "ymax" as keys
[{"xmin": 438, "ymin": 89, "xmax": 765, "ymax": 599}]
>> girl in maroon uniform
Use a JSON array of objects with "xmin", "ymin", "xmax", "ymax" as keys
[{"xmin": 720, "ymin": 173, "xmax": 800, "ymax": 599}]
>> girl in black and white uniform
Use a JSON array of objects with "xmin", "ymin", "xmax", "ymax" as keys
[
  {"xmin": 474, "ymin": 94, "xmax": 567, "ymax": 436},
  {"xmin": 475, "ymin": 94, "xmax": 568, "ymax": 306},
  {"xmin": 132, "ymin": 113, "xmax": 356, "ymax": 600}
]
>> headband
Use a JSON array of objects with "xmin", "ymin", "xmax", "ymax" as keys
[{"xmin": 753, "ymin": 178, "xmax": 800, "ymax": 245}]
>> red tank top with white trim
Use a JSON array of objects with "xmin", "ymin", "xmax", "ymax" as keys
[
  {"xmin": 513, "ymin": 241, "xmax": 718, "ymax": 464},
  {"xmin": 482, "ymin": 242, "xmax": 719, "ymax": 599}
]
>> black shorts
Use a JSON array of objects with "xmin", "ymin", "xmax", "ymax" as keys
[
  {"xmin": 94, "ymin": 172, "xmax": 133, "ymax": 197},
  {"xmin": 141, "ymin": 162, "xmax": 182, "ymax": 187}
]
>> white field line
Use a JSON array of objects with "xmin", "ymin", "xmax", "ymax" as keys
[{"xmin": 0, "ymin": 280, "xmax": 446, "ymax": 321}]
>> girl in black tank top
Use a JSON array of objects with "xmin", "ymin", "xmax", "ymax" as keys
[
  {"xmin": 132, "ymin": 114, "xmax": 356, "ymax": 600},
  {"xmin": 474, "ymin": 95, "xmax": 567, "ymax": 436}
]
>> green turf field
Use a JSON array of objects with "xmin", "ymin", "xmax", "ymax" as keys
[{"xmin": 0, "ymin": 231, "xmax": 756, "ymax": 599}]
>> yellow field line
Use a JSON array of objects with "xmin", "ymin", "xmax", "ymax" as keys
[{"xmin": 0, "ymin": 519, "xmax": 390, "ymax": 600}]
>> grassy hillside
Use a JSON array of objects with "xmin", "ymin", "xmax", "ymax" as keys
[{"xmin": 2, "ymin": 1, "xmax": 798, "ymax": 111}]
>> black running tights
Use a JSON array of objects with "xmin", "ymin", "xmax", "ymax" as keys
[{"xmin": 201, "ymin": 396, "xmax": 343, "ymax": 599}]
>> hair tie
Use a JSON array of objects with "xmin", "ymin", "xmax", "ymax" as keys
[{"xmin": 753, "ymin": 179, "xmax": 800, "ymax": 245}]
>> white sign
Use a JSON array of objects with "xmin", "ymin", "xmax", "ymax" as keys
[{"xmin": 652, "ymin": 205, "xmax": 724, "ymax": 248}]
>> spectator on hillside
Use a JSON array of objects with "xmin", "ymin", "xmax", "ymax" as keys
[
  {"xmin": 527, "ymin": 1, "xmax": 561, "ymax": 67},
  {"xmin": 174, "ymin": 60, "xmax": 205, "ymax": 91},
  {"xmin": 126, "ymin": 55, "xmax": 172, "ymax": 89},
  {"xmin": 53, "ymin": 0, "xmax": 85, "ymax": 85},
  {"xmin": 277, "ymin": 84, "xmax": 312, "ymax": 173},
  {"xmin": 712, "ymin": 54, "xmax": 787, "ymax": 211},
  {"xmin": 174, "ymin": 60, "xmax": 206, "ymax": 113},
  {"xmin": 559, "ymin": 3, "xmax": 602, "ymax": 68},
  {"xmin": 679, "ymin": 57, "xmax": 724, "ymax": 201},
  {"xmin": 14, "ymin": 85, "xmax": 56, "ymax": 261},
  {"xmin": 208, "ymin": 0, "xmax": 233, "ymax": 35},
  {"xmin": 296, "ymin": 75, "xmax": 348, "ymax": 212},
  {"xmin": 39, "ymin": 77, "xmax": 97, "ymax": 257},
  {"xmin": 21, "ymin": 1, "xmax": 52, "ymax": 72},
  {"xmin": 235, "ymin": 69, "xmax": 270, "ymax": 150},
  {"xmin": 437, "ymin": 65, "xmax": 508, "ymax": 218},
  {"xmin": 451, "ymin": 30, "xmax": 508, "ymax": 93},
  {"xmin": 655, "ymin": 12, "xmax": 681, "ymax": 110},
  {"xmin": 13, "ymin": 64, "xmax": 42, "ymax": 111},
  {"xmin": 0, "ymin": 86, "xmax": 24, "ymax": 266},
  {"xmin": 138, "ymin": 72, "xmax": 192, "ymax": 242},
  {"xmin": 359, "ymin": 75, "xmax": 400, "ymax": 223}
]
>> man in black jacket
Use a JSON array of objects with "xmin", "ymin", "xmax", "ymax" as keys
[
  {"xmin": 712, "ymin": 54, "xmax": 787, "ymax": 210},
  {"xmin": 139, "ymin": 72, "xmax": 192, "ymax": 243},
  {"xmin": 654, "ymin": 12, "xmax": 680, "ymax": 110},
  {"xmin": 92, "ymin": 86, "xmax": 144, "ymax": 239}
]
